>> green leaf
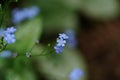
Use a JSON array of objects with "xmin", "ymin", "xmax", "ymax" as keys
[
  {"xmin": 10, "ymin": 0, "xmax": 18, "ymax": 2},
  {"xmin": 6, "ymin": 69, "xmax": 36, "ymax": 80},
  {"xmin": 33, "ymin": 46, "xmax": 88, "ymax": 80},
  {"xmin": 7, "ymin": 18, "xmax": 42, "ymax": 54}
]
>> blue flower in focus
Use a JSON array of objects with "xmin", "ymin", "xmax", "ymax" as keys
[
  {"xmin": 12, "ymin": 6, "xmax": 40, "ymax": 23},
  {"xmin": 54, "ymin": 33, "xmax": 68, "ymax": 54},
  {"xmin": 69, "ymin": 68, "xmax": 83, "ymax": 80},
  {"xmin": 65, "ymin": 29, "xmax": 77, "ymax": 48},
  {"xmin": 59, "ymin": 33, "xmax": 69, "ymax": 39},
  {"xmin": 57, "ymin": 38, "xmax": 66, "ymax": 47},
  {"xmin": 0, "ymin": 50, "xmax": 12, "ymax": 58}
]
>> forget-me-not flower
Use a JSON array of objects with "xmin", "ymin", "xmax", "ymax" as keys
[
  {"xmin": 12, "ymin": 8, "xmax": 26, "ymax": 24},
  {"xmin": 59, "ymin": 33, "xmax": 69, "ymax": 39},
  {"xmin": 26, "ymin": 6, "xmax": 40, "ymax": 19},
  {"xmin": 4, "ymin": 34, "xmax": 16, "ymax": 44},
  {"xmin": 69, "ymin": 68, "xmax": 83, "ymax": 80},
  {"xmin": 54, "ymin": 45, "xmax": 64, "ymax": 54},
  {"xmin": 54, "ymin": 33, "xmax": 69, "ymax": 54},
  {"xmin": 5, "ymin": 27, "xmax": 16, "ymax": 34},
  {"xmin": 12, "ymin": 6, "xmax": 40, "ymax": 23},
  {"xmin": 57, "ymin": 38, "xmax": 66, "ymax": 47},
  {"xmin": 3, "ymin": 27, "xmax": 16, "ymax": 44}
]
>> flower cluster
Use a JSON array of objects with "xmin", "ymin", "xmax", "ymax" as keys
[
  {"xmin": 69, "ymin": 68, "xmax": 83, "ymax": 80},
  {"xmin": 3, "ymin": 27, "xmax": 16, "ymax": 44},
  {"xmin": 54, "ymin": 33, "xmax": 69, "ymax": 54},
  {"xmin": 12, "ymin": 6, "xmax": 40, "ymax": 23},
  {"xmin": 0, "ymin": 27, "xmax": 16, "ymax": 47}
]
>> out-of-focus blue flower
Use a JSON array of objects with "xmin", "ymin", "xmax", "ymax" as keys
[
  {"xmin": 12, "ymin": 6, "xmax": 40, "ymax": 23},
  {"xmin": 26, "ymin": 6, "xmax": 40, "ymax": 19},
  {"xmin": 5, "ymin": 27, "xmax": 16, "ymax": 34},
  {"xmin": 3, "ymin": 27, "xmax": 16, "ymax": 44},
  {"xmin": 69, "ymin": 68, "xmax": 83, "ymax": 80},
  {"xmin": 54, "ymin": 45, "xmax": 64, "ymax": 54},
  {"xmin": 0, "ymin": 50, "xmax": 12, "ymax": 58},
  {"xmin": 0, "ymin": 27, "xmax": 16, "ymax": 44},
  {"xmin": 12, "ymin": 8, "xmax": 27, "ymax": 24},
  {"xmin": 4, "ymin": 34, "xmax": 16, "ymax": 44},
  {"xmin": 54, "ymin": 33, "xmax": 69, "ymax": 54},
  {"xmin": 65, "ymin": 29, "xmax": 77, "ymax": 48}
]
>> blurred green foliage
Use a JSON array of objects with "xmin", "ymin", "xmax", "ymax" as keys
[
  {"xmin": 34, "ymin": 47, "xmax": 88, "ymax": 80},
  {"xmin": 7, "ymin": 18, "xmax": 42, "ymax": 54},
  {"xmin": 0, "ymin": 0, "xmax": 120, "ymax": 80},
  {"xmin": 82, "ymin": 0, "xmax": 119, "ymax": 19}
]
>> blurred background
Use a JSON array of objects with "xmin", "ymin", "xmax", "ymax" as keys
[{"xmin": 0, "ymin": 0, "xmax": 120, "ymax": 80}]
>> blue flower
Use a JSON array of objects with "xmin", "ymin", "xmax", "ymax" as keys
[
  {"xmin": 0, "ymin": 50, "xmax": 12, "ymax": 58},
  {"xmin": 57, "ymin": 38, "xmax": 66, "ymax": 47},
  {"xmin": 4, "ymin": 34, "xmax": 16, "ymax": 44},
  {"xmin": 3, "ymin": 27, "xmax": 16, "ymax": 44},
  {"xmin": 12, "ymin": 6, "xmax": 40, "ymax": 23},
  {"xmin": 26, "ymin": 6, "xmax": 40, "ymax": 19},
  {"xmin": 54, "ymin": 33, "xmax": 69, "ymax": 54},
  {"xmin": 12, "ymin": 8, "xmax": 27, "ymax": 23},
  {"xmin": 59, "ymin": 33, "xmax": 69, "ymax": 39},
  {"xmin": 69, "ymin": 68, "xmax": 83, "ymax": 80},
  {"xmin": 5, "ymin": 27, "xmax": 16, "ymax": 34},
  {"xmin": 65, "ymin": 29, "xmax": 77, "ymax": 48},
  {"xmin": 54, "ymin": 45, "xmax": 64, "ymax": 54}
]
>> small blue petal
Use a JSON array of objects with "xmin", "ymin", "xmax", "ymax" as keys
[
  {"xmin": 57, "ymin": 38, "xmax": 66, "ymax": 47},
  {"xmin": 59, "ymin": 33, "xmax": 69, "ymax": 40},
  {"xmin": 54, "ymin": 45, "xmax": 64, "ymax": 54},
  {"xmin": 5, "ymin": 27, "xmax": 16, "ymax": 34}
]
